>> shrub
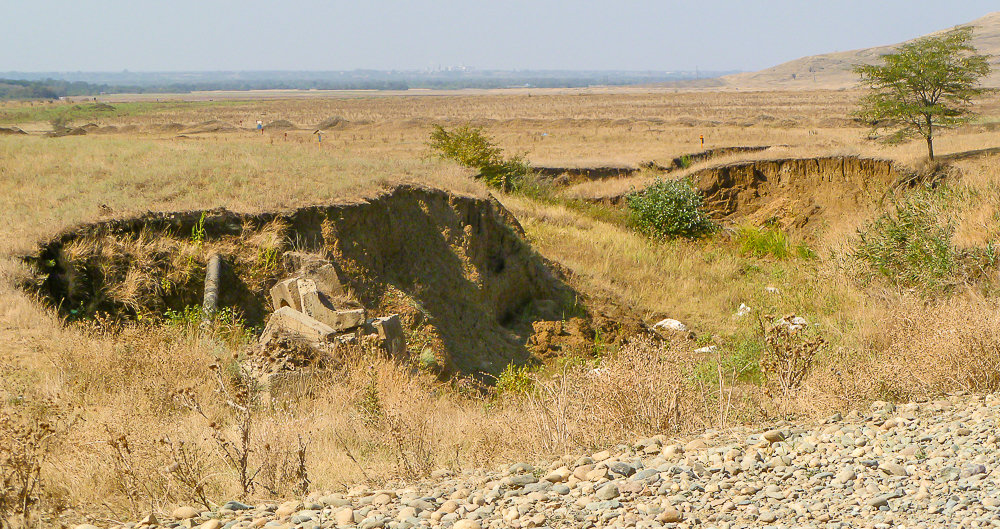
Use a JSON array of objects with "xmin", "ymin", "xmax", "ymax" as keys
[
  {"xmin": 428, "ymin": 125, "xmax": 529, "ymax": 191},
  {"xmin": 1, "ymin": 399, "xmax": 69, "ymax": 528},
  {"xmin": 493, "ymin": 363, "xmax": 533, "ymax": 398},
  {"xmin": 758, "ymin": 314, "xmax": 825, "ymax": 394},
  {"xmin": 625, "ymin": 178, "xmax": 717, "ymax": 239},
  {"xmin": 852, "ymin": 194, "xmax": 956, "ymax": 291}
]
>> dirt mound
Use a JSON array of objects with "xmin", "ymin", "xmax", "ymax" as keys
[
  {"xmin": 151, "ymin": 123, "xmax": 185, "ymax": 133},
  {"xmin": 44, "ymin": 126, "xmax": 88, "ymax": 138},
  {"xmin": 694, "ymin": 156, "xmax": 912, "ymax": 234},
  {"xmin": 315, "ymin": 116, "xmax": 349, "ymax": 130},
  {"xmin": 91, "ymin": 103, "xmax": 116, "ymax": 112},
  {"xmin": 24, "ymin": 185, "xmax": 615, "ymax": 378},
  {"xmin": 263, "ymin": 119, "xmax": 296, "ymax": 131},
  {"xmin": 0, "ymin": 126, "xmax": 27, "ymax": 135},
  {"xmin": 182, "ymin": 120, "xmax": 237, "ymax": 134}
]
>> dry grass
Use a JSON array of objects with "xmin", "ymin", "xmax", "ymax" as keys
[{"xmin": 3, "ymin": 87, "xmax": 1000, "ymax": 522}]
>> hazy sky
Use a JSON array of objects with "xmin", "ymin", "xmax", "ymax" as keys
[{"xmin": 2, "ymin": 1, "xmax": 997, "ymax": 72}]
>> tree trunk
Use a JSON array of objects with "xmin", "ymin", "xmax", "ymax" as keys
[{"xmin": 925, "ymin": 116, "xmax": 935, "ymax": 161}]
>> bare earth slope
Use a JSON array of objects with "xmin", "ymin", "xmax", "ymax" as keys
[{"xmin": 721, "ymin": 11, "xmax": 1000, "ymax": 90}]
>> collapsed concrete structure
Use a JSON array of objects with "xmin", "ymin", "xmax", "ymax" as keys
[{"xmin": 260, "ymin": 257, "xmax": 406, "ymax": 359}]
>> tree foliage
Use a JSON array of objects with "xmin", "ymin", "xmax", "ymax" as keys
[
  {"xmin": 854, "ymin": 26, "xmax": 991, "ymax": 160},
  {"xmin": 428, "ymin": 125, "xmax": 530, "ymax": 191}
]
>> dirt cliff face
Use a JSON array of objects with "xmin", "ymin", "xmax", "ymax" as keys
[
  {"xmin": 25, "ymin": 185, "xmax": 582, "ymax": 378},
  {"xmin": 694, "ymin": 156, "xmax": 908, "ymax": 234}
]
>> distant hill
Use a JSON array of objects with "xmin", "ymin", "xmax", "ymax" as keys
[{"xmin": 721, "ymin": 11, "xmax": 1000, "ymax": 90}]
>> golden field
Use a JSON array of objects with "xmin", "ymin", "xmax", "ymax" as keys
[{"xmin": 3, "ymin": 87, "xmax": 1000, "ymax": 522}]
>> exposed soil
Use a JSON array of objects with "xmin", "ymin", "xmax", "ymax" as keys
[
  {"xmin": 0, "ymin": 126, "xmax": 27, "ymax": 135},
  {"xmin": 182, "ymin": 120, "xmax": 238, "ymax": 134},
  {"xmin": 263, "ymin": 119, "xmax": 297, "ymax": 131},
  {"xmin": 534, "ymin": 166, "xmax": 639, "ymax": 183},
  {"xmin": 534, "ymin": 146, "xmax": 772, "ymax": 185},
  {"xmin": 694, "ymin": 156, "xmax": 912, "ymax": 232},
  {"xmin": 595, "ymin": 156, "xmax": 913, "ymax": 236},
  {"xmin": 938, "ymin": 146, "xmax": 1000, "ymax": 162},
  {"xmin": 316, "ymin": 116, "xmax": 350, "ymax": 130},
  {"xmin": 23, "ymin": 185, "xmax": 640, "ymax": 379},
  {"xmin": 44, "ymin": 126, "xmax": 89, "ymax": 138}
]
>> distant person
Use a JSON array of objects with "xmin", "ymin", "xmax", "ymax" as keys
[{"xmin": 257, "ymin": 120, "xmax": 263, "ymax": 134}]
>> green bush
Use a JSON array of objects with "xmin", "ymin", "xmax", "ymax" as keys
[
  {"xmin": 852, "ymin": 194, "xmax": 955, "ymax": 290},
  {"xmin": 428, "ymin": 125, "xmax": 529, "ymax": 191},
  {"xmin": 625, "ymin": 178, "xmax": 717, "ymax": 239}
]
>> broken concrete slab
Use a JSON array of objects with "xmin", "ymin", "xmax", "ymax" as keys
[
  {"xmin": 369, "ymin": 314, "xmax": 406, "ymax": 356},
  {"xmin": 269, "ymin": 278, "xmax": 303, "ymax": 312},
  {"xmin": 282, "ymin": 252, "xmax": 344, "ymax": 296},
  {"xmin": 260, "ymin": 306, "xmax": 337, "ymax": 344},
  {"xmin": 297, "ymin": 278, "xmax": 366, "ymax": 331}
]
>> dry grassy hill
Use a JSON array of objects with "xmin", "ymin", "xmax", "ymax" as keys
[{"xmin": 721, "ymin": 11, "xmax": 1000, "ymax": 90}]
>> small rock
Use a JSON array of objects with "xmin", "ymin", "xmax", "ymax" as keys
[
  {"xmin": 659, "ymin": 507, "xmax": 682, "ymax": 523},
  {"xmin": 335, "ymin": 508, "xmax": 355, "ymax": 525},
  {"xmin": 653, "ymin": 318, "xmax": 687, "ymax": 332},
  {"xmin": 763, "ymin": 430, "xmax": 785, "ymax": 443},
  {"xmin": 596, "ymin": 484, "xmax": 620, "ymax": 500},
  {"xmin": 881, "ymin": 462, "xmax": 908, "ymax": 477},
  {"xmin": 609, "ymin": 462, "xmax": 636, "ymax": 477}
]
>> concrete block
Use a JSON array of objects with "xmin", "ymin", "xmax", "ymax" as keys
[
  {"xmin": 283, "ymin": 252, "xmax": 344, "ymax": 296},
  {"xmin": 269, "ymin": 278, "xmax": 302, "ymax": 312},
  {"xmin": 297, "ymin": 278, "xmax": 366, "ymax": 331},
  {"xmin": 371, "ymin": 314, "xmax": 406, "ymax": 357},
  {"xmin": 261, "ymin": 306, "xmax": 337, "ymax": 344}
]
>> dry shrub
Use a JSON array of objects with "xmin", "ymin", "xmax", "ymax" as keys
[
  {"xmin": 759, "ymin": 315, "xmax": 825, "ymax": 395},
  {"xmin": 822, "ymin": 294, "xmax": 1000, "ymax": 402},
  {"xmin": 0, "ymin": 398, "xmax": 73, "ymax": 529},
  {"xmin": 523, "ymin": 339, "xmax": 707, "ymax": 451}
]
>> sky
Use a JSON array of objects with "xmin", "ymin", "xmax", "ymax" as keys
[{"xmin": 2, "ymin": 1, "xmax": 997, "ymax": 73}]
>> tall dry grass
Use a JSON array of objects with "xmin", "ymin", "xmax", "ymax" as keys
[{"xmin": 3, "ymin": 88, "xmax": 1000, "ymax": 522}]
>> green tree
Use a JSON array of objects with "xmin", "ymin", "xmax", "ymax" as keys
[
  {"xmin": 854, "ymin": 26, "xmax": 991, "ymax": 161},
  {"xmin": 427, "ymin": 125, "xmax": 529, "ymax": 191}
]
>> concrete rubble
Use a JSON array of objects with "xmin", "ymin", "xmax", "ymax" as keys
[{"xmin": 262, "ymin": 274, "xmax": 406, "ymax": 356}]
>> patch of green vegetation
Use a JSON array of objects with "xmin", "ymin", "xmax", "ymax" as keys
[
  {"xmin": 164, "ymin": 305, "xmax": 251, "ymax": 346},
  {"xmin": 689, "ymin": 339, "xmax": 764, "ymax": 387},
  {"xmin": 428, "ymin": 125, "xmax": 530, "ymax": 191},
  {"xmin": 625, "ymin": 178, "xmax": 718, "ymax": 240},
  {"xmin": 735, "ymin": 224, "xmax": 815, "ymax": 260},
  {"xmin": 493, "ymin": 363, "xmax": 534, "ymax": 397},
  {"xmin": 0, "ymin": 100, "xmax": 241, "ymax": 125},
  {"xmin": 357, "ymin": 373, "xmax": 384, "ymax": 427},
  {"xmin": 852, "ymin": 192, "xmax": 956, "ymax": 292}
]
